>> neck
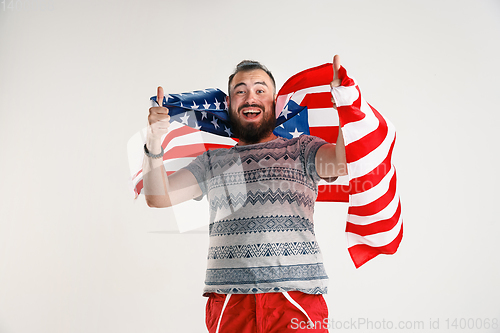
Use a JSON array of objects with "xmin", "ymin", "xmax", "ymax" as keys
[{"xmin": 236, "ymin": 133, "xmax": 278, "ymax": 146}]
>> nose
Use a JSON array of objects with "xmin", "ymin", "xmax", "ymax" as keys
[{"xmin": 245, "ymin": 90, "xmax": 258, "ymax": 104}]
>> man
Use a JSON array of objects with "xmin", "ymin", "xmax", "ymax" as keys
[{"xmin": 142, "ymin": 55, "xmax": 346, "ymax": 333}]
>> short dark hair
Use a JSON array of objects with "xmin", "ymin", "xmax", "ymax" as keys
[{"xmin": 228, "ymin": 60, "xmax": 276, "ymax": 96}]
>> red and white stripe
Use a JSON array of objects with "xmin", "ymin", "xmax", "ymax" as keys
[{"xmin": 332, "ymin": 66, "xmax": 402, "ymax": 268}]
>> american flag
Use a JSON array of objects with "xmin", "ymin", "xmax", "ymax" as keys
[
  {"xmin": 128, "ymin": 63, "xmax": 402, "ymax": 268},
  {"xmin": 273, "ymin": 63, "xmax": 403, "ymax": 268}
]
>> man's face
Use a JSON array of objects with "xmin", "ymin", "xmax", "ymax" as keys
[{"xmin": 228, "ymin": 69, "xmax": 276, "ymax": 145}]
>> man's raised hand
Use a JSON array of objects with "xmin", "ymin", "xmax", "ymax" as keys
[{"xmin": 148, "ymin": 86, "xmax": 171, "ymax": 140}]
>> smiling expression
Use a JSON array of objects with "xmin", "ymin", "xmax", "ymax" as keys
[{"xmin": 228, "ymin": 69, "xmax": 277, "ymax": 145}]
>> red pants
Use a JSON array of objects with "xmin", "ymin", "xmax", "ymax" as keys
[{"xmin": 205, "ymin": 291, "xmax": 328, "ymax": 333}]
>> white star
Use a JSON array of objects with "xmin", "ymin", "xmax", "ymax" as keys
[
  {"xmin": 214, "ymin": 98, "xmax": 221, "ymax": 110},
  {"xmin": 180, "ymin": 102, "xmax": 184, "ymax": 108},
  {"xmin": 222, "ymin": 100, "xmax": 228, "ymax": 110},
  {"xmin": 280, "ymin": 105, "xmax": 292, "ymax": 119},
  {"xmin": 279, "ymin": 124, "xmax": 284, "ymax": 128},
  {"xmin": 180, "ymin": 112, "xmax": 190, "ymax": 125},
  {"xmin": 289, "ymin": 128, "xmax": 303, "ymax": 138},
  {"xmin": 201, "ymin": 111, "xmax": 207, "ymax": 119},
  {"xmin": 191, "ymin": 101, "xmax": 199, "ymax": 109},
  {"xmin": 166, "ymin": 94, "xmax": 174, "ymax": 101},
  {"xmin": 203, "ymin": 99, "xmax": 211, "ymax": 109},
  {"xmin": 194, "ymin": 121, "xmax": 201, "ymax": 130},
  {"xmin": 211, "ymin": 118, "xmax": 219, "ymax": 129},
  {"xmin": 224, "ymin": 126, "xmax": 232, "ymax": 137}
]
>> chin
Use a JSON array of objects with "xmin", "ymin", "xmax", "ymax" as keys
[{"xmin": 230, "ymin": 110, "xmax": 276, "ymax": 143}]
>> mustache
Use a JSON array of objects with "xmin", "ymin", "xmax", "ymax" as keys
[{"xmin": 238, "ymin": 103, "xmax": 265, "ymax": 113}]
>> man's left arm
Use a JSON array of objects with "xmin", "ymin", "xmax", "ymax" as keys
[{"xmin": 315, "ymin": 55, "xmax": 348, "ymax": 179}]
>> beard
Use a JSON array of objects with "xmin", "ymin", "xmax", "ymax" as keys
[{"xmin": 229, "ymin": 101, "xmax": 276, "ymax": 144}]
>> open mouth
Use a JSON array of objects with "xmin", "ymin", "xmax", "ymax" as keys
[
  {"xmin": 239, "ymin": 104, "xmax": 264, "ymax": 120},
  {"xmin": 242, "ymin": 109, "xmax": 262, "ymax": 119}
]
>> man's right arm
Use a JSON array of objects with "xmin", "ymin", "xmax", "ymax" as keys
[{"xmin": 142, "ymin": 86, "xmax": 203, "ymax": 208}]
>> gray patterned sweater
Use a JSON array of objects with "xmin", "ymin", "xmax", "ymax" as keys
[{"xmin": 182, "ymin": 135, "xmax": 330, "ymax": 296}]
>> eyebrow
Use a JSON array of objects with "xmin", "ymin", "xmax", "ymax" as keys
[{"xmin": 233, "ymin": 81, "xmax": 268, "ymax": 90}]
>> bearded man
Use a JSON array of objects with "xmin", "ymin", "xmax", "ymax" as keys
[{"xmin": 142, "ymin": 56, "xmax": 346, "ymax": 333}]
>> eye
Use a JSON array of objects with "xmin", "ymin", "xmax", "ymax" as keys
[{"xmin": 256, "ymin": 89, "xmax": 265, "ymax": 94}]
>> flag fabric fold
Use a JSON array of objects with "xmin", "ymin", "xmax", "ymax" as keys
[
  {"xmin": 333, "ymin": 65, "xmax": 402, "ymax": 268},
  {"xmin": 151, "ymin": 88, "xmax": 234, "ymax": 137},
  {"xmin": 130, "ymin": 63, "xmax": 402, "ymax": 268},
  {"xmin": 273, "ymin": 63, "xmax": 403, "ymax": 267}
]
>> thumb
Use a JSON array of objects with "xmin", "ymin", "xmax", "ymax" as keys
[
  {"xmin": 332, "ymin": 55, "xmax": 341, "ymax": 80},
  {"xmin": 330, "ymin": 55, "xmax": 342, "ymax": 88},
  {"xmin": 156, "ymin": 86, "xmax": 164, "ymax": 106}
]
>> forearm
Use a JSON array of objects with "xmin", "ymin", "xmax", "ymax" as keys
[
  {"xmin": 142, "ymin": 136, "xmax": 172, "ymax": 208},
  {"xmin": 315, "ymin": 127, "xmax": 348, "ymax": 178}
]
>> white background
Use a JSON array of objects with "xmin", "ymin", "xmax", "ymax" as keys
[{"xmin": 1, "ymin": 0, "xmax": 499, "ymax": 332}]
